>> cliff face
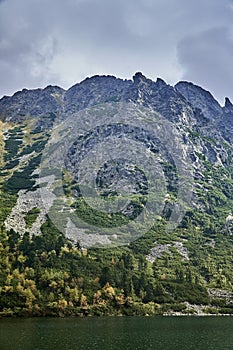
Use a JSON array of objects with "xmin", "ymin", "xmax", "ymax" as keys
[{"xmin": 1, "ymin": 72, "xmax": 233, "ymax": 242}]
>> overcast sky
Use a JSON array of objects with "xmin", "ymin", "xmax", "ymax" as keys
[{"xmin": 0, "ymin": 0, "xmax": 233, "ymax": 104}]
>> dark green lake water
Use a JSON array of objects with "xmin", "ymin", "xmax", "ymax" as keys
[{"xmin": 0, "ymin": 316, "xmax": 232, "ymax": 350}]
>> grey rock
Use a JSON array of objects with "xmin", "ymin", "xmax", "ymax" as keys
[
  {"xmin": 0, "ymin": 85, "xmax": 65, "ymax": 123},
  {"xmin": 175, "ymin": 81, "xmax": 222, "ymax": 120}
]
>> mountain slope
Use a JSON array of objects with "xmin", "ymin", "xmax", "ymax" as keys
[{"xmin": 0, "ymin": 73, "xmax": 233, "ymax": 316}]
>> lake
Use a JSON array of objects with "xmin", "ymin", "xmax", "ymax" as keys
[{"xmin": 0, "ymin": 316, "xmax": 232, "ymax": 350}]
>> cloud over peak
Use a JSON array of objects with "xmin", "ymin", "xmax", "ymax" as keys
[{"xmin": 0, "ymin": 0, "xmax": 232, "ymax": 103}]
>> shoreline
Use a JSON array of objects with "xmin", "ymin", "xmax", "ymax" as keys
[{"xmin": 1, "ymin": 312, "xmax": 233, "ymax": 318}]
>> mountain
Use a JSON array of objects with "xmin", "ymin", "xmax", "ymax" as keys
[{"xmin": 0, "ymin": 73, "xmax": 233, "ymax": 316}]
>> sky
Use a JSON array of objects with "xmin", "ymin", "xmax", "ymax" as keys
[{"xmin": 0, "ymin": 0, "xmax": 233, "ymax": 104}]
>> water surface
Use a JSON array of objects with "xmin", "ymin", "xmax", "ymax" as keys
[{"xmin": 0, "ymin": 316, "xmax": 232, "ymax": 350}]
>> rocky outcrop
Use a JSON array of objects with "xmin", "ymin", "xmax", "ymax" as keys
[
  {"xmin": 4, "ymin": 175, "xmax": 56, "ymax": 236},
  {"xmin": 0, "ymin": 85, "xmax": 65, "ymax": 122},
  {"xmin": 217, "ymin": 97, "xmax": 233, "ymax": 142},
  {"xmin": 175, "ymin": 81, "xmax": 222, "ymax": 120},
  {"xmin": 146, "ymin": 241, "xmax": 189, "ymax": 263},
  {"xmin": 64, "ymin": 75, "xmax": 131, "ymax": 116}
]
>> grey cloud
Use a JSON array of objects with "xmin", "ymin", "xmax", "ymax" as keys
[
  {"xmin": 0, "ymin": 0, "xmax": 233, "ymax": 102},
  {"xmin": 177, "ymin": 27, "xmax": 233, "ymax": 104}
]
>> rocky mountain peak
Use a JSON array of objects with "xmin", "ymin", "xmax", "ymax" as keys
[
  {"xmin": 155, "ymin": 77, "xmax": 167, "ymax": 88},
  {"xmin": 224, "ymin": 97, "xmax": 233, "ymax": 110},
  {"xmin": 0, "ymin": 73, "xmax": 231, "ymax": 135},
  {"xmin": 0, "ymin": 85, "xmax": 65, "ymax": 122},
  {"xmin": 43, "ymin": 85, "xmax": 65, "ymax": 94},
  {"xmin": 64, "ymin": 75, "xmax": 132, "ymax": 116},
  {"xmin": 175, "ymin": 81, "xmax": 222, "ymax": 120},
  {"xmin": 133, "ymin": 72, "xmax": 151, "ymax": 85}
]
